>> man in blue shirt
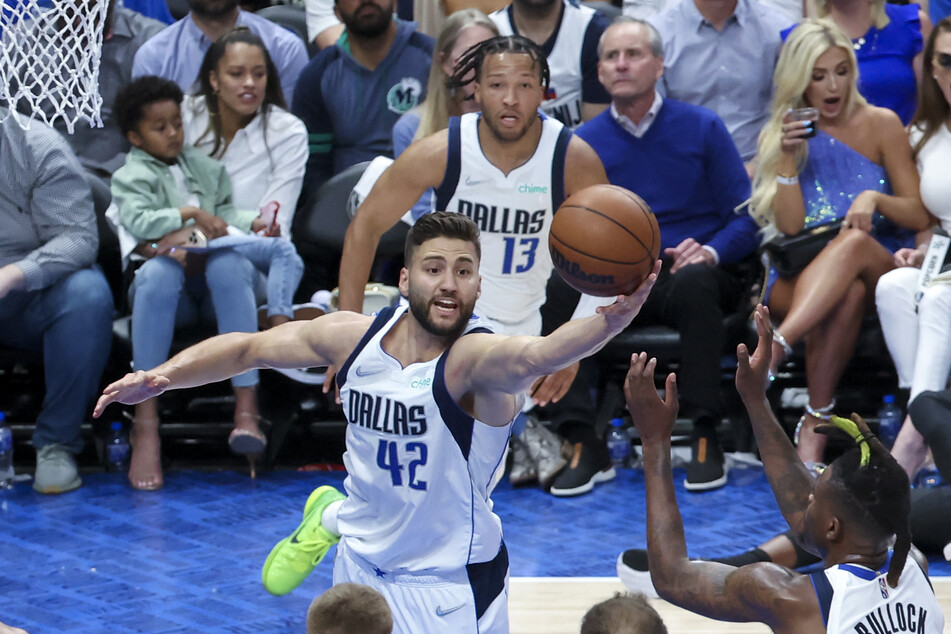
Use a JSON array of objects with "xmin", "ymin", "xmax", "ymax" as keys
[
  {"xmin": 132, "ymin": 0, "xmax": 308, "ymax": 104},
  {"xmin": 576, "ymin": 17, "xmax": 758, "ymax": 491},
  {"xmin": 292, "ymin": 0, "xmax": 433, "ymax": 199},
  {"xmin": 648, "ymin": 0, "xmax": 788, "ymax": 169}
]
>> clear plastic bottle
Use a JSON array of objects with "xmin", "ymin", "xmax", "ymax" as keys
[
  {"xmin": 877, "ymin": 394, "xmax": 902, "ymax": 449},
  {"xmin": 0, "ymin": 412, "xmax": 13, "ymax": 489},
  {"xmin": 106, "ymin": 421, "xmax": 131, "ymax": 472},
  {"xmin": 607, "ymin": 417, "xmax": 632, "ymax": 469}
]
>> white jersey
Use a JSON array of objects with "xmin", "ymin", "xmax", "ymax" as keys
[
  {"xmin": 812, "ymin": 553, "xmax": 944, "ymax": 634},
  {"xmin": 435, "ymin": 112, "xmax": 572, "ymax": 326},
  {"xmin": 491, "ymin": 0, "xmax": 602, "ymax": 129},
  {"xmin": 335, "ymin": 305, "xmax": 513, "ymax": 574}
]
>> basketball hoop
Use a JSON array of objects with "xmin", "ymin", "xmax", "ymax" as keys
[{"xmin": 1, "ymin": 0, "xmax": 109, "ymax": 132}]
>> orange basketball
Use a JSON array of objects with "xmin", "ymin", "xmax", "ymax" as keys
[{"xmin": 548, "ymin": 185, "xmax": 661, "ymax": 297}]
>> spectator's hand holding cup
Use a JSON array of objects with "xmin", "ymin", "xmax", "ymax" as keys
[{"xmin": 780, "ymin": 107, "xmax": 818, "ymax": 152}]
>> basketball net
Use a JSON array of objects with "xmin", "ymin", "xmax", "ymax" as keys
[{"xmin": 0, "ymin": 0, "xmax": 108, "ymax": 132}]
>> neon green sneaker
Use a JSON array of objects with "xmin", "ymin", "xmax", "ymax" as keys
[{"xmin": 261, "ymin": 485, "xmax": 346, "ymax": 596}]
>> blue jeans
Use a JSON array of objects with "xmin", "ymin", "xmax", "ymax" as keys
[
  {"xmin": 129, "ymin": 250, "xmax": 259, "ymax": 387},
  {"xmin": 231, "ymin": 237, "xmax": 303, "ymax": 319},
  {"xmin": 0, "ymin": 267, "xmax": 113, "ymax": 452}
]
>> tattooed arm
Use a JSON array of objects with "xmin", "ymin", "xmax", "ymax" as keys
[
  {"xmin": 735, "ymin": 305, "xmax": 816, "ymax": 530},
  {"xmin": 624, "ymin": 352, "xmax": 823, "ymax": 632}
]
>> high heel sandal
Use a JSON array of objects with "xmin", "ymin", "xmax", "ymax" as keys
[
  {"xmin": 229, "ymin": 413, "xmax": 268, "ymax": 479},
  {"xmin": 768, "ymin": 331, "xmax": 795, "ymax": 385}
]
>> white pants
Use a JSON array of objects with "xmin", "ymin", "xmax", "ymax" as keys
[
  {"xmin": 333, "ymin": 539, "xmax": 510, "ymax": 634},
  {"xmin": 875, "ymin": 267, "xmax": 951, "ymax": 401}
]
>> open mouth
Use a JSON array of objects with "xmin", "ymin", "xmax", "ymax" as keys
[{"xmin": 433, "ymin": 297, "xmax": 458, "ymax": 313}]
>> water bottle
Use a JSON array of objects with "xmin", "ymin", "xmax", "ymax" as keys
[
  {"xmin": 106, "ymin": 421, "xmax": 131, "ymax": 472},
  {"xmin": 877, "ymin": 394, "xmax": 902, "ymax": 449},
  {"xmin": 607, "ymin": 417, "xmax": 632, "ymax": 469},
  {"xmin": 0, "ymin": 412, "xmax": 13, "ymax": 489}
]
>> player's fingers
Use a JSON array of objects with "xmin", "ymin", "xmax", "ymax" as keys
[
  {"xmin": 664, "ymin": 372, "xmax": 678, "ymax": 408},
  {"xmin": 736, "ymin": 343, "xmax": 750, "ymax": 367}
]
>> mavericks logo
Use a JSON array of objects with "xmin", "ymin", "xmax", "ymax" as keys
[{"xmin": 387, "ymin": 77, "xmax": 423, "ymax": 114}]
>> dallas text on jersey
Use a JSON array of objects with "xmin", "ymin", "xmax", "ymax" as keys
[{"xmin": 347, "ymin": 390, "xmax": 427, "ymax": 436}]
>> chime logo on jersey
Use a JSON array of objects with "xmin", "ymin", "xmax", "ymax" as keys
[
  {"xmin": 454, "ymin": 199, "xmax": 545, "ymax": 234},
  {"xmin": 347, "ymin": 389, "xmax": 427, "ymax": 436}
]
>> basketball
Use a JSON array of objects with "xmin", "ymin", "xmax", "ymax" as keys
[{"xmin": 548, "ymin": 185, "xmax": 661, "ymax": 297}]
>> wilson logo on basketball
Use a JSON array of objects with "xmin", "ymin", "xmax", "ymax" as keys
[{"xmin": 550, "ymin": 246, "xmax": 616, "ymax": 286}]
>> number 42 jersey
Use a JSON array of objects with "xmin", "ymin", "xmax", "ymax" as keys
[{"xmin": 335, "ymin": 305, "xmax": 513, "ymax": 574}]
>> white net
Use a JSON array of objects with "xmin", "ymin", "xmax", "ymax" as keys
[{"xmin": 0, "ymin": 0, "xmax": 108, "ymax": 132}]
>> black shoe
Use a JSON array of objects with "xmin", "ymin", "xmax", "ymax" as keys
[
  {"xmin": 616, "ymin": 549, "xmax": 659, "ymax": 598},
  {"xmin": 549, "ymin": 437, "xmax": 615, "ymax": 497},
  {"xmin": 684, "ymin": 426, "xmax": 727, "ymax": 492}
]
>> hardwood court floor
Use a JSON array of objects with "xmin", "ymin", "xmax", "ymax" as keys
[{"xmin": 0, "ymin": 467, "xmax": 948, "ymax": 632}]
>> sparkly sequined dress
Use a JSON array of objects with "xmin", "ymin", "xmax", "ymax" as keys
[{"xmin": 765, "ymin": 130, "xmax": 914, "ymax": 297}]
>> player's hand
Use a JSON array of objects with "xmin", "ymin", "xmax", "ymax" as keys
[
  {"xmin": 530, "ymin": 362, "xmax": 578, "ymax": 407},
  {"xmin": 893, "ymin": 246, "xmax": 925, "ymax": 268},
  {"xmin": 842, "ymin": 190, "xmax": 878, "ymax": 233},
  {"xmin": 94, "ymin": 371, "xmax": 171, "ymax": 418},
  {"xmin": 624, "ymin": 352, "xmax": 678, "ymax": 444},
  {"xmin": 664, "ymin": 239, "xmax": 714, "ymax": 273},
  {"xmin": 597, "ymin": 260, "xmax": 661, "ymax": 330},
  {"xmin": 322, "ymin": 364, "xmax": 342, "ymax": 404},
  {"xmin": 735, "ymin": 304, "xmax": 773, "ymax": 403}
]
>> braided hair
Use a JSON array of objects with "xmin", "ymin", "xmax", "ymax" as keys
[
  {"xmin": 818, "ymin": 415, "xmax": 912, "ymax": 588},
  {"xmin": 446, "ymin": 35, "xmax": 551, "ymax": 94}
]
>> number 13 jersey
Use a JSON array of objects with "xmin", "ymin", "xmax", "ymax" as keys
[
  {"xmin": 435, "ymin": 112, "xmax": 572, "ymax": 326},
  {"xmin": 335, "ymin": 305, "xmax": 513, "ymax": 574}
]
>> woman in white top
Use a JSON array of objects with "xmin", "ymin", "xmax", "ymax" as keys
[
  {"xmin": 185, "ymin": 27, "xmax": 308, "ymax": 462},
  {"xmin": 875, "ymin": 17, "xmax": 951, "ymax": 478}
]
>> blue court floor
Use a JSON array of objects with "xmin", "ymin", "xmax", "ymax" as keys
[{"xmin": 1, "ymin": 465, "xmax": 948, "ymax": 633}]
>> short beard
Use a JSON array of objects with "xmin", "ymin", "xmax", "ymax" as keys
[
  {"xmin": 408, "ymin": 294, "xmax": 471, "ymax": 340},
  {"xmin": 340, "ymin": 4, "xmax": 392, "ymax": 38}
]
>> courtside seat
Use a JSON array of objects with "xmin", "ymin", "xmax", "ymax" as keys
[{"xmin": 293, "ymin": 160, "xmax": 409, "ymax": 297}]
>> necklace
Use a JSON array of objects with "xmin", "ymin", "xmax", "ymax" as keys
[{"xmin": 852, "ymin": 29, "xmax": 879, "ymax": 52}]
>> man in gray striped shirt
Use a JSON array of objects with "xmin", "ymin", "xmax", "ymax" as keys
[{"xmin": 0, "ymin": 109, "xmax": 114, "ymax": 494}]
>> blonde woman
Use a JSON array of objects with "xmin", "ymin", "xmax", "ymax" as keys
[
  {"xmin": 391, "ymin": 9, "xmax": 498, "ymax": 222},
  {"xmin": 751, "ymin": 19, "xmax": 930, "ymax": 466}
]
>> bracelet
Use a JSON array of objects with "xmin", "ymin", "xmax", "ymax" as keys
[{"xmin": 776, "ymin": 174, "xmax": 799, "ymax": 186}]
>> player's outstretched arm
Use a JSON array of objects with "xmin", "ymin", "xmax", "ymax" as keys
[
  {"xmin": 94, "ymin": 313, "xmax": 369, "ymax": 416},
  {"xmin": 465, "ymin": 262, "xmax": 659, "ymax": 395},
  {"xmin": 337, "ymin": 132, "xmax": 449, "ymax": 313},
  {"xmin": 625, "ymin": 352, "xmax": 817, "ymax": 631},
  {"xmin": 736, "ymin": 305, "xmax": 814, "ymax": 528}
]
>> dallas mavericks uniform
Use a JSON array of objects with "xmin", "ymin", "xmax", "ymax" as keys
[
  {"xmin": 811, "ymin": 552, "xmax": 944, "ymax": 633},
  {"xmin": 491, "ymin": 0, "xmax": 604, "ymax": 129},
  {"xmin": 334, "ymin": 305, "xmax": 513, "ymax": 633},
  {"xmin": 435, "ymin": 112, "xmax": 571, "ymax": 335}
]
